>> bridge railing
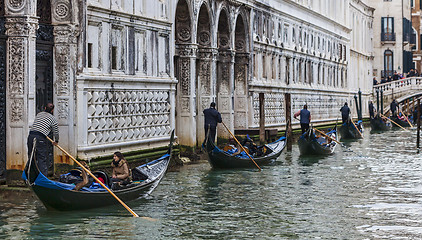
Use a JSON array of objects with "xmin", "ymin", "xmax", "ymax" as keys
[{"xmin": 373, "ymin": 77, "xmax": 422, "ymax": 97}]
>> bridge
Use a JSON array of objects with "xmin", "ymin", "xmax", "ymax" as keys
[{"xmin": 373, "ymin": 77, "xmax": 422, "ymax": 115}]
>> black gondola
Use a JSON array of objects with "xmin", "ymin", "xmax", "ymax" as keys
[
  {"xmin": 298, "ymin": 126, "xmax": 337, "ymax": 155},
  {"xmin": 390, "ymin": 115, "xmax": 411, "ymax": 128},
  {"xmin": 22, "ymin": 130, "xmax": 175, "ymax": 211},
  {"xmin": 204, "ymin": 132, "xmax": 287, "ymax": 169},
  {"xmin": 370, "ymin": 115, "xmax": 391, "ymax": 131},
  {"xmin": 339, "ymin": 120, "xmax": 363, "ymax": 139}
]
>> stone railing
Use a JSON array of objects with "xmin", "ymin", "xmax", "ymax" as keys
[{"xmin": 373, "ymin": 77, "xmax": 422, "ymax": 101}]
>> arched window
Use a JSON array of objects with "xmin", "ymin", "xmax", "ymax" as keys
[{"xmin": 384, "ymin": 50, "xmax": 393, "ymax": 77}]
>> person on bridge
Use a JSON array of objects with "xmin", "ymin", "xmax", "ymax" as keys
[
  {"xmin": 369, "ymin": 101, "xmax": 375, "ymax": 119},
  {"xmin": 203, "ymin": 102, "xmax": 222, "ymax": 144},
  {"xmin": 340, "ymin": 102, "xmax": 351, "ymax": 124},
  {"xmin": 294, "ymin": 104, "xmax": 311, "ymax": 134},
  {"xmin": 390, "ymin": 99, "xmax": 399, "ymax": 116}
]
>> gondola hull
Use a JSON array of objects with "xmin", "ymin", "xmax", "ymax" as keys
[
  {"xmin": 391, "ymin": 116, "xmax": 411, "ymax": 128},
  {"xmin": 370, "ymin": 117, "xmax": 391, "ymax": 131},
  {"xmin": 23, "ymin": 130, "xmax": 175, "ymax": 211},
  {"xmin": 298, "ymin": 127, "xmax": 337, "ymax": 156},
  {"xmin": 339, "ymin": 122, "xmax": 363, "ymax": 139},
  {"xmin": 205, "ymin": 135, "xmax": 287, "ymax": 169}
]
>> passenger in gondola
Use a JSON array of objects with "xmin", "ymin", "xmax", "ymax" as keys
[
  {"xmin": 111, "ymin": 151, "xmax": 130, "ymax": 189},
  {"xmin": 340, "ymin": 102, "xmax": 350, "ymax": 123},
  {"xmin": 368, "ymin": 101, "xmax": 375, "ymax": 119},
  {"xmin": 294, "ymin": 104, "xmax": 311, "ymax": 134}
]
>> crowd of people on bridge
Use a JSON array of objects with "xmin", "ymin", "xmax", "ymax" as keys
[{"xmin": 373, "ymin": 69, "xmax": 421, "ymax": 85}]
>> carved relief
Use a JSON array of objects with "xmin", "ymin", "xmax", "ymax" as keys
[
  {"xmin": 53, "ymin": 0, "xmax": 71, "ymax": 22},
  {"xmin": 10, "ymin": 98, "xmax": 23, "ymax": 123},
  {"xmin": 57, "ymin": 98, "xmax": 69, "ymax": 119},
  {"xmin": 175, "ymin": 0, "xmax": 191, "ymax": 43},
  {"xmin": 6, "ymin": 0, "xmax": 25, "ymax": 12},
  {"xmin": 179, "ymin": 58, "xmax": 190, "ymax": 95},
  {"xmin": 199, "ymin": 60, "xmax": 210, "ymax": 95},
  {"xmin": 5, "ymin": 18, "xmax": 37, "ymax": 36},
  {"xmin": 54, "ymin": 45, "xmax": 70, "ymax": 95},
  {"xmin": 54, "ymin": 25, "xmax": 78, "ymax": 44},
  {"xmin": 8, "ymin": 37, "xmax": 24, "ymax": 95}
]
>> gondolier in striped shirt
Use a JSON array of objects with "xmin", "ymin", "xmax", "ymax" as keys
[{"xmin": 27, "ymin": 103, "xmax": 59, "ymax": 176}]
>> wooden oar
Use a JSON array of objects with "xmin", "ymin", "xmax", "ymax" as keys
[
  {"xmin": 314, "ymin": 128, "xmax": 341, "ymax": 146},
  {"xmin": 350, "ymin": 119, "xmax": 364, "ymax": 138},
  {"xmin": 46, "ymin": 136, "xmax": 139, "ymax": 218},
  {"xmin": 221, "ymin": 122, "xmax": 262, "ymax": 171},
  {"xmin": 379, "ymin": 113, "xmax": 410, "ymax": 131},
  {"xmin": 399, "ymin": 108, "xmax": 414, "ymax": 128}
]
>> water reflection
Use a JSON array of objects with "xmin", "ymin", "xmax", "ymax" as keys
[{"xmin": 2, "ymin": 127, "xmax": 422, "ymax": 238}]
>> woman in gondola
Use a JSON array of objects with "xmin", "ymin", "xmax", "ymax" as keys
[{"xmin": 111, "ymin": 152, "xmax": 130, "ymax": 188}]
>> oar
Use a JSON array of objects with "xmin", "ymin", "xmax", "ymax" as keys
[
  {"xmin": 221, "ymin": 122, "xmax": 262, "ymax": 171},
  {"xmin": 399, "ymin": 108, "xmax": 414, "ymax": 128},
  {"xmin": 350, "ymin": 119, "xmax": 364, "ymax": 138},
  {"xmin": 380, "ymin": 113, "xmax": 410, "ymax": 131},
  {"xmin": 46, "ymin": 136, "xmax": 139, "ymax": 218}
]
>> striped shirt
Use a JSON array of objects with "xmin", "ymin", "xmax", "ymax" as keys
[{"xmin": 30, "ymin": 111, "xmax": 59, "ymax": 142}]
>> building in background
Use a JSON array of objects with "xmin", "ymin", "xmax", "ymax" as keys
[
  {"xmin": 0, "ymin": 0, "xmax": 375, "ymax": 183},
  {"xmin": 411, "ymin": 0, "xmax": 421, "ymax": 73},
  {"xmin": 371, "ymin": 0, "xmax": 413, "ymax": 81}
]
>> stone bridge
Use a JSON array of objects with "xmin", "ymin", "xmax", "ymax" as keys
[{"xmin": 373, "ymin": 77, "xmax": 422, "ymax": 114}]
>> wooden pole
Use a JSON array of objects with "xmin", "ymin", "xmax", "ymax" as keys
[
  {"xmin": 417, "ymin": 99, "xmax": 421, "ymax": 150},
  {"xmin": 314, "ymin": 128, "xmax": 341, "ymax": 145},
  {"xmin": 259, "ymin": 93, "xmax": 265, "ymax": 145},
  {"xmin": 285, "ymin": 93, "xmax": 292, "ymax": 151},
  {"xmin": 350, "ymin": 119, "xmax": 364, "ymax": 138},
  {"xmin": 399, "ymin": 108, "xmax": 413, "ymax": 128},
  {"xmin": 46, "ymin": 136, "xmax": 139, "ymax": 217},
  {"xmin": 221, "ymin": 122, "xmax": 262, "ymax": 171}
]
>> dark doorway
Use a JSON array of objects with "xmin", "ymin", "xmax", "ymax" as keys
[
  {"xmin": 36, "ymin": 0, "xmax": 54, "ymax": 174},
  {"xmin": 0, "ymin": 0, "xmax": 6, "ymax": 182}
]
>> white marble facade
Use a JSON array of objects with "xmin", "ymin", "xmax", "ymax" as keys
[{"xmin": 2, "ymin": 0, "xmax": 375, "ymax": 169}]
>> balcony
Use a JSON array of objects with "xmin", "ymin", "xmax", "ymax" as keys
[{"xmin": 381, "ymin": 32, "xmax": 396, "ymax": 42}]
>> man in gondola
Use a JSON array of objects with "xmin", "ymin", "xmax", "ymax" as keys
[
  {"xmin": 340, "ymin": 102, "xmax": 350, "ymax": 123},
  {"xmin": 27, "ymin": 103, "xmax": 59, "ymax": 176},
  {"xmin": 369, "ymin": 101, "xmax": 375, "ymax": 119},
  {"xmin": 390, "ymin": 99, "xmax": 399, "ymax": 116},
  {"xmin": 203, "ymin": 102, "xmax": 222, "ymax": 144},
  {"xmin": 294, "ymin": 104, "xmax": 311, "ymax": 134}
]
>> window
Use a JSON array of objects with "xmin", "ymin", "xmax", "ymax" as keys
[
  {"xmin": 384, "ymin": 50, "xmax": 393, "ymax": 77},
  {"xmin": 381, "ymin": 17, "xmax": 395, "ymax": 41}
]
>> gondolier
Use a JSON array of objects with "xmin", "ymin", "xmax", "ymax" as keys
[
  {"xmin": 27, "ymin": 103, "xmax": 59, "ymax": 176},
  {"xmin": 203, "ymin": 102, "xmax": 222, "ymax": 144},
  {"xmin": 340, "ymin": 102, "xmax": 350, "ymax": 123},
  {"xmin": 294, "ymin": 104, "xmax": 311, "ymax": 133},
  {"xmin": 369, "ymin": 101, "xmax": 375, "ymax": 119}
]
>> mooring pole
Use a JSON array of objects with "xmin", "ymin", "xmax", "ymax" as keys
[
  {"xmin": 376, "ymin": 89, "xmax": 380, "ymax": 113},
  {"xmin": 358, "ymin": 89, "xmax": 362, "ymax": 120},
  {"xmin": 417, "ymin": 99, "xmax": 421, "ymax": 151},
  {"xmin": 259, "ymin": 93, "xmax": 265, "ymax": 144},
  {"xmin": 285, "ymin": 93, "xmax": 292, "ymax": 151},
  {"xmin": 380, "ymin": 90, "xmax": 384, "ymax": 115}
]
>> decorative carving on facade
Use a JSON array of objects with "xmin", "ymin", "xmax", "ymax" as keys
[
  {"xmin": 54, "ymin": 45, "xmax": 70, "ymax": 95},
  {"xmin": 8, "ymin": 37, "xmax": 24, "ymax": 95},
  {"xmin": 179, "ymin": 58, "xmax": 190, "ymax": 95},
  {"xmin": 53, "ymin": 0, "xmax": 71, "ymax": 22},
  {"xmin": 54, "ymin": 25, "xmax": 78, "ymax": 44},
  {"xmin": 10, "ymin": 98, "xmax": 23, "ymax": 123},
  {"xmin": 5, "ymin": 17, "xmax": 37, "ymax": 37},
  {"xmin": 57, "ymin": 98, "xmax": 69, "ymax": 119},
  {"xmin": 86, "ymin": 89, "xmax": 172, "ymax": 145},
  {"xmin": 199, "ymin": 60, "xmax": 210, "ymax": 95},
  {"xmin": 253, "ymin": 92, "xmax": 284, "ymax": 126},
  {"xmin": 6, "ymin": 0, "xmax": 25, "ymax": 12},
  {"xmin": 181, "ymin": 97, "xmax": 190, "ymax": 112}
]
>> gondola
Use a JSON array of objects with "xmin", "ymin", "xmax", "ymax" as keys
[
  {"xmin": 370, "ymin": 115, "xmax": 391, "ymax": 131},
  {"xmin": 22, "ymin": 130, "xmax": 175, "ymax": 211},
  {"xmin": 298, "ymin": 126, "xmax": 337, "ymax": 155},
  {"xmin": 390, "ymin": 115, "xmax": 411, "ymax": 128},
  {"xmin": 339, "ymin": 120, "xmax": 363, "ymax": 139},
  {"xmin": 204, "ymin": 132, "xmax": 287, "ymax": 169}
]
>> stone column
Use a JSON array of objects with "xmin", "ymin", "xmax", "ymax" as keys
[
  {"xmin": 234, "ymin": 52, "xmax": 249, "ymax": 129},
  {"xmin": 196, "ymin": 47, "xmax": 216, "ymax": 145},
  {"xmin": 5, "ymin": 1, "xmax": 38, "ymax": 176},
  {"xmin": 217, "ymin": 50, "xmax": 234, "ymax": 139},
  {"xmin": 51, "ymin": 0, "xmax": 78, "ymax": 165},
  {"xmin": 175, "ymin": 44, "xmax": 197, "ymax": 147}
]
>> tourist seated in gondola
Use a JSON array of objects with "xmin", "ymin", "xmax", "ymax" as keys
[{"xmin": 111, "ymin": 151, "xmax": 131, "ymax": 189}]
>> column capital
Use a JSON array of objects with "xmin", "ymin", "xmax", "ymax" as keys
[
  {"xmin": 5, "ymin": 16, "xmax": 37, "ymax": 37},
  {"xmin": 53, "ymin": 24, "xmax": 79, "ymax": 44}
]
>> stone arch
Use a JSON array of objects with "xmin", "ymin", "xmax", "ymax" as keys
[
  {"xmin": 216, "ymin": 7, "xmax": 233, "ymax": 138},
  {"xmin": 234, "ymin": 12, "xmax": 249, "ymax": 129},
  {"xmin": 175, "ymin": 0, "xmax": 192, "ymax": 44}
]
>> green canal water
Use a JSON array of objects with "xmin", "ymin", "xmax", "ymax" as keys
[{"xmin": 1, "ymin": 127, "xmax": 422, "ymax": 239}]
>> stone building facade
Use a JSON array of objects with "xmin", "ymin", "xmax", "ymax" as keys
[
  {"xmin": 0, "ymin": 0, "xmax": 374, "ymax": 182},
  {"xmin": 412, "ymin": 0, "xmax": 422, "ymax": 72}
]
